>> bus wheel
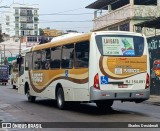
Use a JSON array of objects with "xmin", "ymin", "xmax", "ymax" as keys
[
  {"xmin": 27, "ymin": 90, "xmax": 36, "ymax": 102},
  {"xmin": 56, "ymin": 88, "xmax": 65, "ymax": 109},
  {"xmin": 95, "ymin": 100, "xmax": 113, "ymax": 110},
  {"xmin": 13, "ymin": 85, "xmax": 16, "ymax": 89}
]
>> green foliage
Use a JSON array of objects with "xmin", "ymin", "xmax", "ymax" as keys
[
  {"xmin": 0, "ymin": 33, "xmax": 4, "ymax": 43},
  {"xmin": 39, "ymin": 28, "xmax": 44, "ymax": 36}
]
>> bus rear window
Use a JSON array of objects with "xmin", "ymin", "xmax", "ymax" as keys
[{"xmin": 95, "ymin": 35, "xmax": 144, "ymax": 56}]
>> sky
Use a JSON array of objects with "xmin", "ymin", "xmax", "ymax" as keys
[{"xmin": 0, "ymin": 0, "xmax": 96, "ymax": 33}]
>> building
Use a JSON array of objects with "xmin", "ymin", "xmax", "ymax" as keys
[
  {"xmin": 21, "ymin": 35, "xmax": 53, "ymax": 47},
  {"xmin": 0, "ymin": 35, "xmax": 53, "ymax": 60},
  {"xmin": 135, "ymin": 18, "xmax": 160, "ymax": 96},
  {"xmin": 86, "ymin": 0, "xmax": 160, "ymax": 37},
  {"xmin": 1, "ymin": 3, "xmax": 39, "ymax": 37},
  {"xmin": 43, "ymin": 29, "xmax": 64, "ymax": 37}
]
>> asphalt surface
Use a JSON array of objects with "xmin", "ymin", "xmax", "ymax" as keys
[{"xmin": 0, "ymin": 84, "xmax": 160, "ymax": 131}]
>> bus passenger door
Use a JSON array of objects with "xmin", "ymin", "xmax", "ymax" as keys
[{"xmin": 18, "ymin": 56, "xmax": 25, "ymax": 94}]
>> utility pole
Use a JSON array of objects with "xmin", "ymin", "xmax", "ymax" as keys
[
  {"xmin": 4, "ymin": 44, "xmax": 5, "ymax": 60},
  {"xmin": 19, "ymin": 37, "xmax": 21, "ymax": 54},
  {"xmin": 0, "ymin": 46, "xmax": 2, "ymax": 64}
]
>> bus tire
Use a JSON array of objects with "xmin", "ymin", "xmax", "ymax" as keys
[
  {"xmin": 95, "ymin": 100, "xmax": 113, "ymax": 110},
  {"xmin": 56, "ymin": 88, "xmax": 65, "ymax": 109},
  {"xmin": 27, "ymin": 89, "xmax": 36, "ymax": 102},
  {"xmin": 13, "ymin": 85, "xmax": 16, "ymax": 89}
]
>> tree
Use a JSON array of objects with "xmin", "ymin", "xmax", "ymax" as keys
[
  {"xmin": 39, "ymin": 28, "xmax": 44, "ymax": 36},
  {"xmin": 0, "ymin": 31, "xmax": 4, "ymax": 43}
]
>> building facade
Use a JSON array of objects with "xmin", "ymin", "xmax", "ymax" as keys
[
  {"xmin": 0, "ymin": 35, "xmax": 53, "ymax": 59},
  {"xmin": 86, "ymin": 0, "xmax": 160, "ymax": 37},
  {"xmin": 1, "ymin": 3, "xmax": 39, "ymax": 37},
  {"xmin": 43, "ymin": 29, "xmax": 64, "ymax": 37},
  {"xmin": 21, "ymin": 35, "xmax": 53, "ymax": 47}
]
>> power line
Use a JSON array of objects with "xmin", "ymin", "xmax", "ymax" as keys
[
  {"xmin": 52, "ymin": 8, "xmax": 84, "ymax": 14},
  {"xmin": 39, "ymin": 20, "xmax": 92, "ymax": 23},
  {"xmin": 39, "ymin": 12, "xmax": 93, "ymax": 16}
]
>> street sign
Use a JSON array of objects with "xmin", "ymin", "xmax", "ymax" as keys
[{"xmin": 7, "ymin": 57, "xmax": 16, "ymax": 64}]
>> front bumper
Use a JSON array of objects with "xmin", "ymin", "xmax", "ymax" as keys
[{"xmin": 90, "ymin": 87, "xmax": 150, "ymax": 101}]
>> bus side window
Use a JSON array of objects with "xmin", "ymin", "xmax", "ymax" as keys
[
  {"xmin": 61, "ymin": 44, "xmax": 74, "ymax": 69},
  {"xmin": 75, "ymin": 41, "xmax": 89, "ymax": 68},
  {"xmin": 25, "ymin": 52, "xmax": 32, "ymax": 70},
  {"xmin": 50, "ymin": 46, "xmax": 61, "ymax": 69},
  {"xmin": 33, "ymin": 51, "xmax": 42, "ymax": 70},
  {"xmin": 41, "ymin": 48, "xmax": 50, "ymax": 70}
]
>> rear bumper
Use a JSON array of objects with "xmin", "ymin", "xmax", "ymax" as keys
[{"xmin": 90, "ymin": 87, "xmax": 150, "ymax": 101}]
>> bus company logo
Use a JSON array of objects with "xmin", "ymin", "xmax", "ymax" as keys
[{"xmin": 32, "ymin": 73, "xmax": 43, "ymax": 83}]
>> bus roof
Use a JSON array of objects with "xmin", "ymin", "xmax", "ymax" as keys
[
  {"xmin": 50, "ymin": 33, "xmax": 83, "ymax": 42},
  {"xmin": 31, "ymin": 31, "xmax": 144, "ymax": 51},
  {"xmin": 93, "ymin": 31, "xmax": 144, "ymax": 37},
  {"xmin": 32, "ymin": 32, "xmax": 92, "ymax": 51}
]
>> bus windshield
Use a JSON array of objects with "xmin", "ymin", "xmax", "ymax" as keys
[{"xmin": 95, "ymin": 35, "xmax": 144, "ymax": 56}]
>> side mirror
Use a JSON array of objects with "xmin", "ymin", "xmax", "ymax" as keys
[{"xmin": 17, "ymin": 55, "xmax": 22, "ymax": 64}]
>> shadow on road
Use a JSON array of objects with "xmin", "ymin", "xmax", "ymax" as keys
[{"xmin": 30, "ymin": 99, "xmax": 134, "ymax": 116}]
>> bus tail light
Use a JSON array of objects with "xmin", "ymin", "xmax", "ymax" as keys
[
  {"xmin": 145, "ymin": 73, "xmax": 150, "ymax": 89},
  {"xmin": 94, "ymin": 73, "xmax": 100, "ymax": 90}
]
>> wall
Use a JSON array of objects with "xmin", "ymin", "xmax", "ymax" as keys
[{"xmin": 147, "ymin": 36, "xmax": 160, "ymax": 95}]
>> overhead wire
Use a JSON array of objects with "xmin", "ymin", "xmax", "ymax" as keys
[{"xmin": 39, "ymin": 13, "xmax": 93, "ymax": 16}]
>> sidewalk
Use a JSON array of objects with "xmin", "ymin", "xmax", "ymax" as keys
[{"xmin": 143, "ymin": 95, "xmax": 160, "ymax": 106}]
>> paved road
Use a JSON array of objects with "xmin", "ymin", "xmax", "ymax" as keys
[{"xmin": 0, "ymin": 85, "xmax": 160, "ymax": 131}]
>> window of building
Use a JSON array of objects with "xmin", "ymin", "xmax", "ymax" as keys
[
  {"xmin": 27, "ymin": 31, "xmax": 31, "ymax": 35},
  {"xmin": 50, "ymin": 46, "xmax": 61, "ymax": 69},
  {"xmin": 34, "ymin": 17, "xmax": 38, "ymax": 22},
  {"xmin": 6, "ymin": 16, "xmax": 10, "ymax": 21},
  {"xmin": 15, "ymin": 23, "xmax": 19, "ymax": 28},
  {"xmin": 34, "ymin": 24, "xmax": 38, "ymax": 29},
  {"xmin": 25, "ymin": 52, "xmax": 32, "ymax": 70},
  {"xmin": 21, "ymin": 31, "xmax": 25, "ymax": 36},
  {"xmin": 119, "ymin": 23, "xmax": 130, "ymax": 31},
  {"xmin": 27, "ymin": 37, "xmax": 37, "ymax": 42},
  {"xmin": 27, "ymin": 17, "xmax": 33, "ymax": 22},
  {"xmin": 34, "ymin": 31, "xmax": 38, "ymax": 35},
  {"xmin": 21, "ymin": 23, "xmax": 27, "ymax": 29},
  {"xmin": 34, "ymin": 10, "xmax": 38, "ymax": 15},
  {"xmin": 15, "ymin": 9, "xmax": 19, "ymax": 15},
  {"xmin": 26, "ymin": 24, "xmax": 33, "ymax": 29},
  {"xmin": 108, "ymin": 26, "xmax": 118, "ymax": 31},
  {"xmin": 75, "ymin": 41, "xmax": 89, "ymax": 68},
  {"xmin": 6, "ymin": 22, "xmax": 9, "ymax": 26},
  {"xmin": 27, "ymin": 10, "xmax": 32, "ymax": 15},
  {"xmin": 15, "ymin": 17, "xmax": 19, "ymax": 22},
  {"xmin": 61, "ymin": 44, "xmax": 74, "ymax": 69},
  {"xmin": 20, "ymin": 17, "xmax": 27, "ymax": 22},
  {"xmin": 33, "ymin": 51, "xmax": 42, "ymax": 70},
  {"xmin": 20, "ymin": 9, "xmax": 27, "ymax": 15},
  {"xmin": 41, "ymin": 49, "xmax": 51, "ymax": 70}
]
